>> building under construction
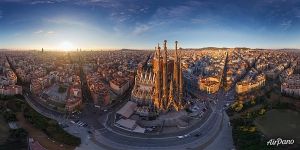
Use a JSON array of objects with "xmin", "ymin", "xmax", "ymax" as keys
[{"xmin": 131, "ymin": 40, "xmax": 185, "ymax": 116}]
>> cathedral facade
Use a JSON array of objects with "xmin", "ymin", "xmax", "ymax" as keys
[{"xmin": 131, "ymin": 40, "xmax": 184, "ymax": 113}]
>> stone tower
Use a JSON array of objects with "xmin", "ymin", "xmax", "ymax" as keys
[
  {"xmin": 162, "ymin": 40, "xmax": 168, "ymax": 110},
  {"xmin": 173, "ymin": 41, "xmax": 179, "ymax": 95},
  {"xmin": 152, "ymin": 40, "xmax": 184, "ymax": 112},
  {"xmin": 154, "ymin": 44, "xmax": 161, "ymax": 109}
]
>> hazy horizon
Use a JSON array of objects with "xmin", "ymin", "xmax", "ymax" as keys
[{"xmin": 1, "ymin": 46, "xmax": 300, "ymax": 51}]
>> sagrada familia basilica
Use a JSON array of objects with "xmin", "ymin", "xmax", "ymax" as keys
[{"xmin": 131, "ymin": 40, "xmax": 185, "ymax": 114}]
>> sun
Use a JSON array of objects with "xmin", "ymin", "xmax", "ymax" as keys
[{"xmin": 60, "ymin": 41, "xmax": 74, "ymax": 51}]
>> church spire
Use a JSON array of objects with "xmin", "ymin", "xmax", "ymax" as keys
[
  {"xmin": 179, "ymin": 53, "xmax": 183, "ymax": 103},
  {"xmin": 154, "ymin": 44, "xmax": 162, "ymax": 110},
  {"xmin": 162, "ymin": 40, "xmax": 168, "ymax": 110},
  {"xmin": 173, "ymin": 41, "xmax": 179, "ymax": 93},
  {"xmin": 175, "ymin": 41, "xmax": 178, "ymax": 61}
]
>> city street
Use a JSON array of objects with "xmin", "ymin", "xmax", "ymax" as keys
[
  {"xmin": 13, "ymin": 52, "xmax": 236, "ymax": 150},
  {"xmin": 90, "ymin": 88, "xmax": 232, "ymax": 150}
]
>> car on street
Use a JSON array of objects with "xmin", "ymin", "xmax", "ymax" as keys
[
  {"xmin": 183, "ymin": 134, "xmax": 189, "ymax": 137},
  {"xmin": 194, "ymin": 133, "xmax": 202, "ymax": 137},
  {"xmin": 177, "ymin": 136, "xmax": 184, "ymax": 139}
]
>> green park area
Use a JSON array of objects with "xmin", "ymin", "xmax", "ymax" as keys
[
  {"xmin": 267, "ymin": 90, "xmax": 298, "ymax": 103},
  {"xmin": 23, "ymin": 106, "xmax": 81, "ymax": 147},
  {"xmin": 228, "ymin": 82, "xmax": 300, "ymax": 150},
  {"xmin": 255, "ymin": 109, "xmax": 300, "ymax": 144},
  {"xmin": 0, "ymin": 115, "xmax": 10, "ymax": 145},
  {"xmin": 0, "ymin": 96, "xmax": 80, "ymax": 149},
  {"xmin": 0, "ymin": 97, "xmax": 28, "ymax": 150}
]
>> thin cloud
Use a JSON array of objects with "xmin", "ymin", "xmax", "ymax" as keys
[
  {"xmin": 1, "ymin": 0, "xmax": 67, "ymax": 4},
  {"xmin": 34, "ymin": 30, "xmax": 44, "ymax": 34},
  {"xmin": 33, "ymin": 30, "xmax": 55, "ymax": 35},
  {"xmin": 75, "ymin": 0, "xmax": 120, "ymax": 7},
  {"xmin": 45, "ymin": 18, "xmax": 85, "ymax": 26},
  {"xmin": 31, "ymin": 1, "xmax": 55, "ymax": 5},
  {"xmin": 280, "ymin": 20, "xmax": 292, "ymax": 30},
  {"xmin": 1, "ymin": 0, "xmax": 25, "ymax": 2},
  {"xmin": 47, "ymin": 31, "xmax": 55, "ymax": 34},
  {"xmin": 191, "ymin": 18, "xmax": 211, "ymax": 24},
  {"xmin": 132, "ymin": 24, "xmax": 150, "ymax": 35},
  {"xmin": 129, "ymin": 1, "xmax": 202, "ymax": 36}
]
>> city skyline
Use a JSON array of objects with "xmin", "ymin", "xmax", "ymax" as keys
[
  {"xmin": 1, "ymin": 45, "xmax": 299, "ymax": 150},
  {"xmin": 1, "ymin": 0, "xmax": 300, "ymax": 50}
]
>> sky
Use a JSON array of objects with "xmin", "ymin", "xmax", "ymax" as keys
[{"xmin": 1, "ymin": 0, "xmax": 300, "ymax": 50}]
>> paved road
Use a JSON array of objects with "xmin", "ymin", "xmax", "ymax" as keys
[
  {"xmin": 91, "ymin": 89, "xmax": 226, "ymax": 150},
  {"xmin": 204, "ymin": 112, "xmax": 234, "ymax": 150}
]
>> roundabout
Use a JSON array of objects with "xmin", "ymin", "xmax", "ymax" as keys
[{"xmin": 92, "ymin": 90, "xmax": 227, "ymax": 150}]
